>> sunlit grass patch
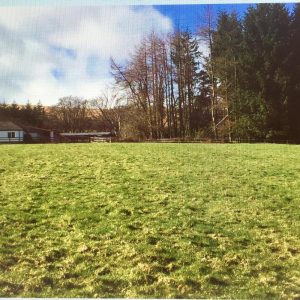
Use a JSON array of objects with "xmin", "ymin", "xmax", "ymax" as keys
[{"xmin": 0, "ymin": 143, "xmax": 299, "ymax": 298}]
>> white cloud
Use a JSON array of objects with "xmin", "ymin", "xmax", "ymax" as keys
[{"xmin": 0, "ymin": 6, "xmax": 173, "ymax": 105}]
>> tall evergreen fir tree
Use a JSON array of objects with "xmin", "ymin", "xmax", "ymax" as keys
[
  {"xmin": 212, "ymin": 12, "xmax": 243, "ymax": 140},
  {"xmin": 288, "ymin": 3, "xmax": 300, "ymax": 141},
  {"xmin": 242, "ymin": 4, "xmax": 290, "ymax": 140}
]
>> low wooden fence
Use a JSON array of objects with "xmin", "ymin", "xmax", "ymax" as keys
[
  {"xmin": 0, "ymin": 137, "xmax": 23, "ymax": 143},
  {"xmin": 1, "ymin": 136, "xmax": 299, "ymax": 145},
  {"xmin": 118, "ymin": 137, "xmax": 300, "ymax": 144}
]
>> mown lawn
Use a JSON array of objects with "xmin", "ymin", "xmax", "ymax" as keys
[{"xmin": 0, "ymin": 143, "xmax": 299, "ymax": 298}]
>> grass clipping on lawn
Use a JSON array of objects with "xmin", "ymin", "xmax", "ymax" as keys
[{"xmin": 0, "ymin": 143, "xmax": 299, "ymax": 298}]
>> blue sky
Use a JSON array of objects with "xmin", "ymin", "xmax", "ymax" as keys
[
  {"xmin": 0, "ymin": 2, "xmax": 297, "ymax": 105},
  {"xmin": 0, "ymin": 0, "xmax": 297, "ymax": 5},
  {"xmin": 155, "ymin": 4, "xmax": 250, "ymax": 32},
  {"xmin": 155, "ymin": 3, "xmax": 296, "ymax": 33}
]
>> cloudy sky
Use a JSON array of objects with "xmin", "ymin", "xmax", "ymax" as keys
[{"xmin": 0, "ymin": 1, "xmax": 294, "ymax": 105}]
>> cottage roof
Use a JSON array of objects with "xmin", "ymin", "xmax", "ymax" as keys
[{"xmin": 0, "ymin": 121, "xmax": 23, "ymax": 131}]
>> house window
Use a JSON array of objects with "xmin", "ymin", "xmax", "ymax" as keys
[{"xmin": 8, "ymin": 132, "xmax": 15, "ymax": 138}]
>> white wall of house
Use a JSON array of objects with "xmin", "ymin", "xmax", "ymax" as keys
[{"xmin": 0, "ymin": 130, "xmax": 24, "ymax": 142}]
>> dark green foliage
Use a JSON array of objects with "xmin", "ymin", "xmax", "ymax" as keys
[
  {"xmin": 232, "ymin": 91, "xmax": 267, "ymax": 140},
  {"xmin": 287, "ymin": 3, "xmax": 300, "ymax": 141},
  {"xmin": 191, "ymin": 70, "xmax": 212, "ymax": 135},
  {"xmin": 241, "ymin": 4, "xmax": 291, "ymax": 138},
  {"xmin": 209, "ymin": 4, "xmax": 300, "ymax": 141},
  {"xmin": 0, "ymin": 101, "xmax": 46, "ymax": 127},
  {"xmin": 213, "ymin": 12, "xmax": 243, "ymax": 91},
  {"xmin": 211, "ymin": 12, "xmax": 243, "ymax": 140}
]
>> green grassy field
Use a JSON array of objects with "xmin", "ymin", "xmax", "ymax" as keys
[{"xmin": 0, "ymin": 143, "xmax": 299, "ymax": 298}]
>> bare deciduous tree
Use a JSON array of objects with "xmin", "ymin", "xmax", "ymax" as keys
[
  {"xmin": 52, "ymin": 96, "xmax": 89, "ymax": 132},
  {"xmin": 91, "ymin": 88, "xmax": 124, "ymax": 135}
]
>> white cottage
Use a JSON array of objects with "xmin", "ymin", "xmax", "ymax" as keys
[{"xmin": 0, "ymin": 121, "xmax": 24, "ymax": 143}]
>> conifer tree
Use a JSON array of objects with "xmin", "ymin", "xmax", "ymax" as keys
[
  {"xmin": 288, "ymin": 3, "xmax": 300, "ymax": 141},
  {"xmin": 242, "ymin": 4, "xmax": 290, "ymax": 140}
]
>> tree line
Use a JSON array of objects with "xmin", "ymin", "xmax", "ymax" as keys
[
  {"xmin": 0, "ymin": 99, "xmax": 110, "ymax": 132},
  {"xmin": 111, "ymin": 3, "xmax": 300, "ymax": 142},
  {"xmin": 1, "ymin": 4, "xmax": 300, "ymax": 142},
  {"xmin": 0, "ymin": 102, "xmax": 46, "ymax": 127}
]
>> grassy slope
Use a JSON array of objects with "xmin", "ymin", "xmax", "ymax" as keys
[{"xmin": 0, "ymin": 143, "xmax": 299, "ymax": 298}]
